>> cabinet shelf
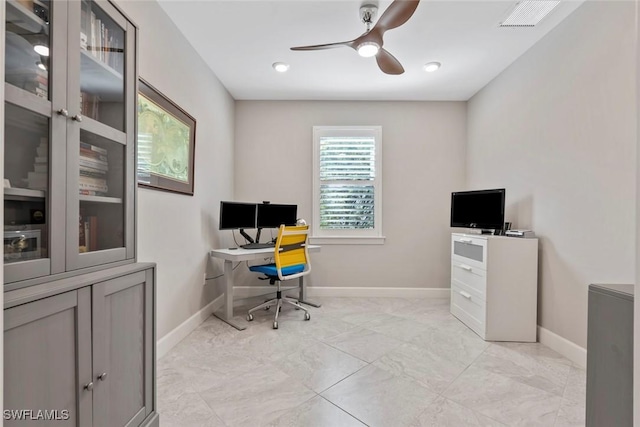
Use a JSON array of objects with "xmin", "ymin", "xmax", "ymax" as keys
[
  {"xmin": 5, "ymin": 187, "xmax": 46, "ymax": 200},
  {"xmin": 80, "ymin": 50, "xmax": 123, "ymax": 102},
  {"xmin": 6, "ymin": 0, "xmax": 49, "ymax": 35},
  {"xmin": 79, "ymin": 195, "xmax": 122, "ymax": 204}
]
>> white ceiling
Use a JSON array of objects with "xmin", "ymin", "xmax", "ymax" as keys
[{"xmin": 157, "ymin": 0, "xmax": 584, "ymax": 101}]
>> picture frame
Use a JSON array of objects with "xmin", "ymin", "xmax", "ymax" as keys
[{"xmin": 137, "ymin": 78, "xmax": 196, "ymax": 195}]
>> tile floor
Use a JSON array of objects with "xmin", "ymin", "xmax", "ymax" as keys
[{"xmin": 157, "ymin": 297, "xmax": 586, "ymax": 427}]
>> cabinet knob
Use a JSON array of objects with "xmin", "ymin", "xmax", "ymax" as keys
[
  {"xmin": 72, "ymin": 114, "xmax": 83, "ymax": 122},
  {"xmin": 84, "ymin": 382, "xmax": 94, "ymax": 391},
  {"xmin": 97, "ymin": 372, "xmax": 108, "ymax": 381},
  {"xmin": 57, "ymin": 109, "xmax": 69, "ymax": 117}
]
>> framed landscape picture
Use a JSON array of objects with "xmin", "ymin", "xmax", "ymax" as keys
[{"xmin": 137, "ymin": 79, "xmax": 196, "ymax": 195}]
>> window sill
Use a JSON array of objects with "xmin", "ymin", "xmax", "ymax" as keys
[{"xmin": 309, "ymin": 236, "xmax": 386, "ymax": 245}]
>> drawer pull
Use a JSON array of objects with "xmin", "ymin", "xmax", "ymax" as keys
[
  {"xmin": 458, "ymin": 238, "xmax": 473, "ymax": 243},
  {"xmin": 459, "ymin": 291, "xmax": 472, "ymax": 299},
  {"xmin": 459, "ymin": 264, "xmax": 472, "ymax": 272}
]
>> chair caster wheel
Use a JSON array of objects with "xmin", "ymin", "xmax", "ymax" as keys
[
  {"xmin": 305, "ymin": 313, "xmax": 311, "ymax": 321},
  {"xmin": 247, "ymin": 314, "xmax": 254, "ymax": 321},
  {"xmin": 273, "ymin": 321, "xmax": 278, "ymax": 329}
]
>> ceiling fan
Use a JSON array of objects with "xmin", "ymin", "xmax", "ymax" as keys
[{"xmin": 290, "ymin": 0, "xmax": 421, "ymax": 75}]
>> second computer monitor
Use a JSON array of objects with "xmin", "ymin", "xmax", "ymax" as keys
[{"xmin": 257, "ymin": 203, "xmax": 297, "ymax": 228}]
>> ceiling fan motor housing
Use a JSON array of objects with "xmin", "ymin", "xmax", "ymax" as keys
[{"xmin": 360, "ymin": 5, "xmax": 378, "ymax": 27}]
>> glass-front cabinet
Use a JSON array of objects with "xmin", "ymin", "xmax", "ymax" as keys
[{"xmin": 4, "ymin": 0, "xmax": 136, "ymax": 287}]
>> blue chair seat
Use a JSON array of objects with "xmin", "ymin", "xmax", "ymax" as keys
[{"xmin": 249, "ymin": 263, "xmax": 305, "ymax": 278}]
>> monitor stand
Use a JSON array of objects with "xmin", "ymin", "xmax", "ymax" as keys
[{"xmin": 239, "ymin": 229, "xmax": 255, "ymax": 244}]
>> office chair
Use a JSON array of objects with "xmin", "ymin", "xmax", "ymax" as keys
[{"xmin": 246, "ymin": 224, "xmax": 312, "ymax": 329}]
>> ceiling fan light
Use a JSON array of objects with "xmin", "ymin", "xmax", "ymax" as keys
[
  {"xmin": 357, "ymin": 42, "xmax": 380, "ymax": 58},
  {"xmin": 423, "ymin": 62, "xmax": 441, "ymax": 72},
  {"xmin": 272, "ymin": 62, "xmax": 290, "ymax": 73},
  {"xmin": 34, "ymin": 44, "xmax": 49, "ymax": 57}
]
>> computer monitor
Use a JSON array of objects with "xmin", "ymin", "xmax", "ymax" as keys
[
  {"xmin": 219, "ymin": 201, "xmax": 257, "ymax": 230},
  {"xmin": 257, "ymin": 203, "xmax": 297, "ymax": 229}
]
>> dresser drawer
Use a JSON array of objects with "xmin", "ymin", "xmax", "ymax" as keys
[
  {"xmin": 451, "ymin": 260, "xmax": 487, "ymax": 300},
  {"xmin": 450, "ymin": 282, "xmax": 486, "ymax": 337},
  {"xmin": 451, "ymin": 235, "xmax": 487, "ymax": 270}
]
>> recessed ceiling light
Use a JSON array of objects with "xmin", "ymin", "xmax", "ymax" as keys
[
  {"xmin": 500, "ymin": 1, "xmax": 560, "ymax": 27},
  {"xmin": 272, "ymin": 62, "xmax": 290, "ymax": 72},
  {"xmin": 33, "ymin": 44, "xmax": 49, "ymax": 56},
  {"xmin": 37, "ymin": 62, "xmax": 47, "ymax": 71},
  {"xmin": 357, "ymin": 42, "xmax": 380, "ymax": 58},
  {"xmin": 423, "ymin": 62, "xmax": 441, "ymax": 72}
]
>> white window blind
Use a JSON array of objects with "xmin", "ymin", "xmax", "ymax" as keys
[{"xmin": 312, "ymin": 126, "xmax": 384, "ymax": 244}]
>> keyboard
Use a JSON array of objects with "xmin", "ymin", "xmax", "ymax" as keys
[{"xmin": 241, "ymin": 242, "xmax": 275, "ymax": 249}]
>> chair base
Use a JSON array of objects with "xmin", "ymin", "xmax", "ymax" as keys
[{"xmin": 247, "ymin": 288, "xmax": 310, "ymax": 329}]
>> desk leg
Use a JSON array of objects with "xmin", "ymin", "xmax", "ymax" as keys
[
  {"xmin": 213, "ymin": 259, "xmax": 247, "ymax": 330},
  {"xmin": 298, "ymin": 275, "xmax": 321, "ymax": 308}
]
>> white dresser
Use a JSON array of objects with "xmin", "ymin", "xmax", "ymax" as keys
[{"xmin": 450, "ymin": 233, "xmax": 539, "ymax": 342}]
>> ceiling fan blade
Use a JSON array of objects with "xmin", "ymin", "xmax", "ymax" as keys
[
  {"xmin": 376, "ymin": 48, "xmax": 404, "ymax": 75},
  {"xmin": 291, "ymin": 41, "xmax": 354, "ymax": 51},
  {"xmin": 374, "ymin": 0, "xmax": 420, "ymax": 32}
]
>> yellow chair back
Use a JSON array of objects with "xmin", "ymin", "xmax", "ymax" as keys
[{"xmin": 274, "ymin": 224, "xmax": 310, "ymax": 281}]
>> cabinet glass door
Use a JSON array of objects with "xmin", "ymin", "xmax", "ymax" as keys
[
  {"xmin": 4, "ymin": 104, "xmax": 50, "ymax": 277},
  {"xmin": 79, "ymin": 0, "xmax": 125, "ymax": 131},
  {"xmin": 4, "ymin": 0, "xmax": 64, "ymax": 284},
  {"xmin": 67, "ymin": 0, "xmax": 134, "ymax": 270},
  {"xmin": 5, "ymin": 0, "xmax": 51, "ymax": 99}
]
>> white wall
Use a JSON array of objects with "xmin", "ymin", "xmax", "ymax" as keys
[
  {"xmin": 115, "ymin": 1, "xmax": 235, "ymax": 339},
  {"xmin": 467, "ymin": 1, "xmax": 636, "ymax": 348},
  {"xmin": 234, "ymin": 101, "xmax": 466, "ymax": 290}
]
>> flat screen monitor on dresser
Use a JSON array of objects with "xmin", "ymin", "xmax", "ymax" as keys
[{"xmin": 450, "ymin": 188, "xmax": 505, "ymax": 231}]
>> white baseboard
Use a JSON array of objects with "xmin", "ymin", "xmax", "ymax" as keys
[
  {"xmin": 537, "ymin": 326, "xmax": 587, "ymax": 368},
  {"xmin": 157, "ymin": 287, "xmax": 449, "ymax": 358},
  {"xmin": 306, "ymin": 287, "xmax": 450, "ymax": 298},
  {"xmin": 232, "ymin": 286, "xmax": 450, "ymax": 300},
  {"xmin": 157, "ymin": 295, "xmax": 223, "ymax": 360}
]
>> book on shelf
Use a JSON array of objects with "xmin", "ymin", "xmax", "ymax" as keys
[
  {"xmin": 33, "ymin": 164, "xmax": 47, "ymax": 173},
  {"xmin": 79, "ymin": 213, "xmax": 98, "ymax": 252},
  {"xmin": 79, "ymin": 158, "xmax": 108, "ymax": 171},
  {"xmin": 79, "ymin": 175, "xmax": 108, "ymax": 187},
  {"xmin": 79, "ymin": 189, "xmax": 109, "ymax": 197},
  {"xmin": 80, "ymin": 141, "xmax": 108, "ymax": 156},
  {"xmin": 79, "ymin": 166, "xmax": 106, "ymax": 179},
  {"xmin": 79, "ymin": 214, "xmax": 86, "ymax": 251},
  {"xmin": 80, "ymin": 148, "xmax": 108, "ymax": 162},
  {"xmin": 79, "ymin": 182, "xmax": 108, "ymax": 192},
  {"xmin": 78, "ymin": 214, "xmax": 98, "ymax": 252},
  {"xmin": 24, "ymin": 172, "xmax": 47, "ymax": 191},
  {"xmin": 80, "ymin": 92, "xmax": 100, "ymax": 120}
]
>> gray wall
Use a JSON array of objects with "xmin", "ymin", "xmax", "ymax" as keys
[
  {"xmin": 115, "ymin": 1, "xmax": 236, "ymax": 339},
  {"xmin": 466, "ymin": 0, "xmax": 636, "ymax": 348},
  {"xmin": 234, "ymin": 101, "xmax": 467, "ymax": 290}
]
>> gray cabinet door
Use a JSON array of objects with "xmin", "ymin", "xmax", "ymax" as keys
[
  {"xmin": 92, "ymin": 269, "xmax": 155, "ymax": 426},
  {"xmin": 4, "ymin": 288, "xmax": 92, "ymax": 426}
]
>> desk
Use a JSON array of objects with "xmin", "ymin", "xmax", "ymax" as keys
[{"xmin": 209, "ymin": 245, "xmax": 321, "ymax": 330}]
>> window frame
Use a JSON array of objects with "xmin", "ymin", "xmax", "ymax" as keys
[{"xmin": 311, "ymin": 125, "xmax": 385, "ymax": 245}]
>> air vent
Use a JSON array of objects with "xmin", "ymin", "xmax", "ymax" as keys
[{"xmin": 500, "ymin": 1, "xmax": 560, "ymax": 27}]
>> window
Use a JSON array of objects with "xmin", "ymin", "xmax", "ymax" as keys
[{"xmin": 311, "ymin": 126, "xmax": 384, "ymax": 244}]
